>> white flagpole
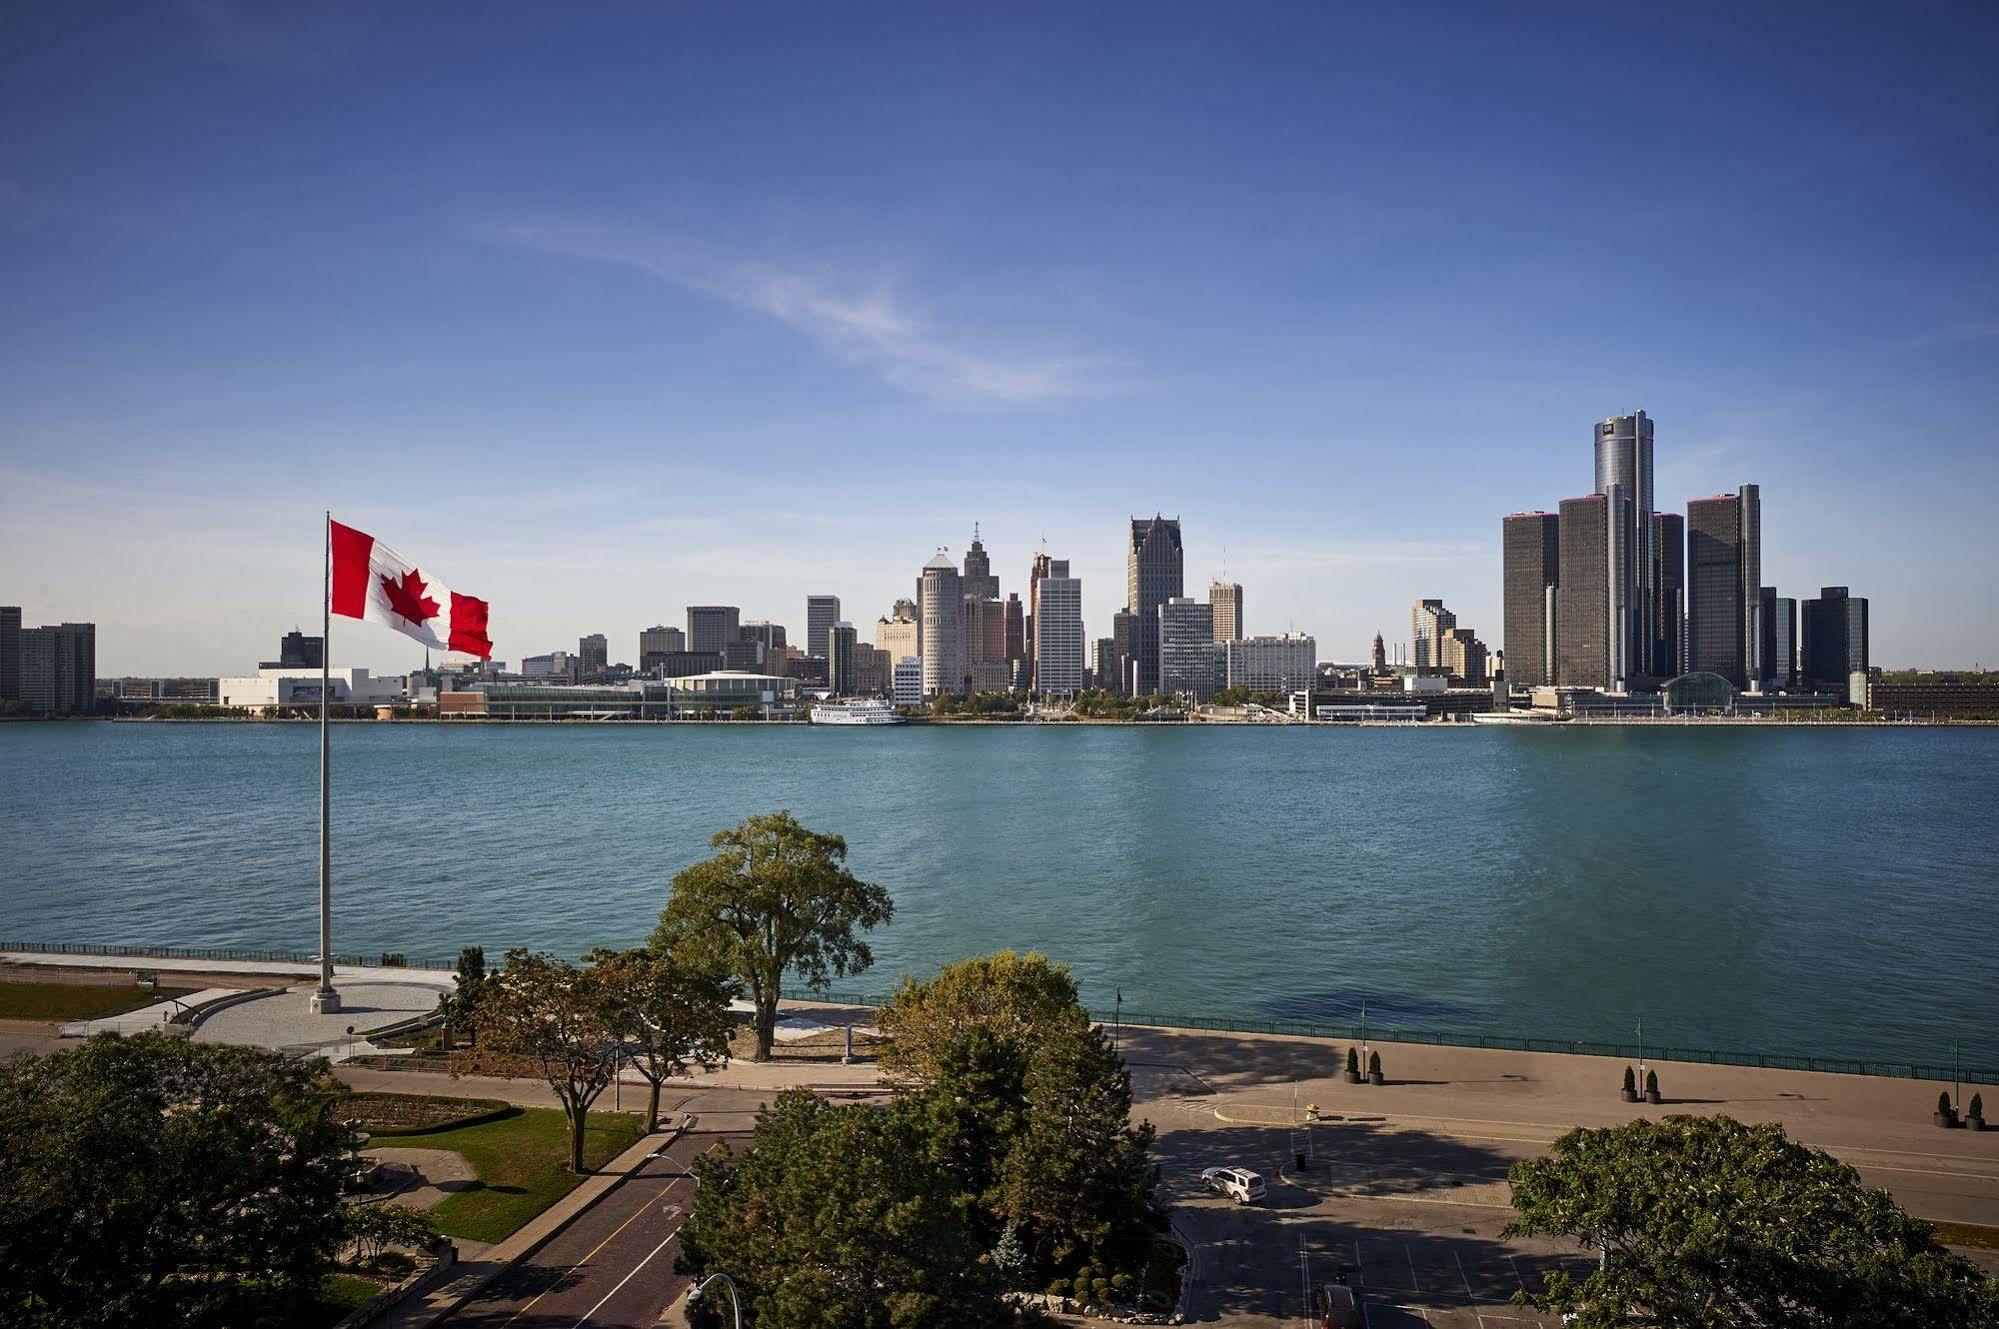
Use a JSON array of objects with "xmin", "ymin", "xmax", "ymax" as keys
[{"xmin": 311, "ymin": 511, "xmax": 341, "ymax": 1013}]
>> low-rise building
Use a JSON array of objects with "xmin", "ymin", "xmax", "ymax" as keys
[
  {"xmin": 892, "ymin": 656, "xmax": 923, "ymax": 706},
  {"xmin": 217, "ymin": 666, "xmax": 406, "ymax": 709},
  {"xmin": 1224, "ymin": 633, "xmax": 1316, "ymax": 694}
]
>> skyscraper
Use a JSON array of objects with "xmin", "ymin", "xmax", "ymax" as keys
[
  {"xmin": 918, "ymin": 551, "xmax": 963, "ymax": 698},
  {"xmin": 686, "ymin": 606, "xmax": 740, "ymax": 655},
  {"xmin": 1158, "ymin": 597, "xmax": 1219, "ymax": 700},
  {"xmin": 1371, "ymin": 632, "xmax": 1387, "ymax": 674},
  {"xmin": 1003, "ymin": 593, "xmax": 1025, "ymax": 667},
  {"xmin": 1502, "ymin": 513, "xmax": 1560, "ymax": 688},
  {"xmin": 875, "ymin": 604, "xmax": 919, "ymax": 672},
  {"xmin": 805, "ymin": 596, "xmax": 841, "ymax": 659},
  {"xmin": 1652, "ymin": 512, "xmax": 1685, "ymax": 678},
  {"xmin": 1556, "ymin": 493, "xmax": 1626, "ymax": 689},
  {"xmin": 1686, "ymin": 488, "xmax": 1761, "ymax": 688},
  {"xmin": 1800, "ymin": 586, "xmax": 1868, "ymax": 696},
  {"xmin": 1595, "ymin": 411, "xmax": 1656, "ymax": 678},
  {"xmin": 827, "ymin": 621, "xmax": 858, "ymax": 695},
  {"xmin": 1759, "ymin": 588, "xmax": 1797, "ymax": 690},
  {"xmin": 1209, "ymin": 581, "xmax": 1243, "ymax": 642},
  {"xmin": 1032, "ymin": 560, "xmax": 1084, "ymax": 695},
  {"xmin": 577, "ymin": 633, "xmax": 609, "ymax": 674},
  {"xmin": 1127, "ymin": 515, "xmax": 1184, "ymax": 695},
  {"xmin": 1410, "ymin": 599, "xmax": 1457, "ymax": 672},
  {"xmin": 0, "ymin": 606, "xmax": 19, "ymax": 701},
  {"xmin": 962, "ymin": 528, "xmax": 999, "ymax": 601},
  {"xmin": 19, "ymin": 621, "xmax": 94, "ymax": 716},
  {"xmin": 639, "ymin": 625, "xmax": 686, "ymax": 671},
  {"xmin": 1110, "ymin": 608, "xmax": 1137, "ymax": 696}
]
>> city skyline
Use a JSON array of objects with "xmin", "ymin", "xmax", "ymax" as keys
[{"xmin": 5, "ymin": 5, "xmax": 1998, "ymax": 673}]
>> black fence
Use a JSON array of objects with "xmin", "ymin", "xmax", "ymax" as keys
[{"xmin": 0, "ymin": 939, "xmax": 460, "ymax": 974}]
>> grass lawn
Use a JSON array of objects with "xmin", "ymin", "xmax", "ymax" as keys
[
  {"xmin": 373, "ymin": 1104, "xmax": 645, "ymax": 1244},
  {"xmin": 0, "ymin": 980, "xmax": 192, "ymax": 1021},
  {"xmin": 306, "ymin": 1273, "xmax": 384, "ymax": 1325},
  {"xmin": 1935, "ymin": 1219, "xmax": 1999, "ymax": 1252}
]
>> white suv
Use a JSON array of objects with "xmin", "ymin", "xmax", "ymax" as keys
[{"xmin": 1199, "ymin": 1166, "xmax": 1266, "ymax": 1204}]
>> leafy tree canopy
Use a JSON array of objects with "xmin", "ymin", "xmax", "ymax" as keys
[
  {"xmin": 0, "ymin": 1032, "xmax": 354, "ymax": 1329},
  {"xmin": 1504, "ymin": 1114, "xmax": 1999, "ymax": 1328},
  {"xmin": 651, "ymin": 811, "xmax": 892, "ymax": 1061},
  {"xmin": 878, "ymin": 950, "xmax": 1086, "ymax": 1082},
  {"xmin": 462, "ymin": 948, "xmax": 622, "ymax": 1171},
  {"xmin": 585, "ymin": 945, "xmax": 737, "ymax": 1129}
]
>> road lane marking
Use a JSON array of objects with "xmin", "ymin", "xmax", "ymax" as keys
[
  {"xmin": 1454, "ymin": 1248, "xmax": 1473, "ymax": 1297},
  {"xmin": 1406, "ymin": 1242, "xmax": 1419, "ymax": 1292},
  {"xmin": 499, "ymin": 1190, "xmax": 664, "ymax": 1328},
  {"xmin": 570, "ymin": 1220, "xmax": 686, "ymax": 1328}
]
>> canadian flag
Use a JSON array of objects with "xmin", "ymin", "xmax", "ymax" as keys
[{"xmin": 329, "ymin": 519, "xmax": 493, "ymax": 660}]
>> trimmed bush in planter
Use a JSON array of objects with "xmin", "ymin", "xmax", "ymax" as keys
[
  {"xmin": 1971, "ymin": 1093, "xmax": 1987, "ymax": 1131},
  {"xmin": 1621, "ymin": 1066, "xmax": 1638, "ymax": 1102},
  {"xmin": 1368, "ymin": 1050, "xmax": 1384, "ymax": 1086},
  {"xmin": 1644, "ymin": 1069, "xmax": 1662, "ymax": 1105},
  {"xmin": 1345, "ymin": 1047, "xmax": 1362, "ymax": 1083},
  {"xmin": 1936, "ymin": 1091, "xmax": 1959, "ymax": 1128}
]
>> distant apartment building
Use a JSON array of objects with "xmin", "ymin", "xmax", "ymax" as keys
[
  {"xmin": 1441, "ymin": 627, "xmax": 1488, "ymax": 683},
  {"xmin": 721, "ymin": 638, "xmax": 764, "ymax": 672},
  {"xmin": 638, "ymin": 625, "xmax": 686, "ymax": 671},
  {"xmin": 964, "ymin": 595, "xmax": 1008, "ymax": 691},
  {"xmin": 1209, "ymin": 581, "xmax": 1243, "ymax": 642},
  {"xmin": 875, "ymin": 608, "xmax": 919, "ymax": 671},
  {"xmin": 260, "ymin": 629, "xmax": 325, "ymax": 670},
  {"xmin": 1158, "ymin": 596, "xmax": 1219, "ymax": 701},
  {"xmin": 1003, "ymin": 593, "xmax": 1025, "ymax": 667},
  {"xmin": 1800, "ymin": 586, "xmax": 1868, "ymax": 697},
  {"xmin": 686, "ymin": 606, "xmax": 740, "ymax": 655},
  {"xmin": 919, "ymin": 552, "xmax": 964, "ymax": 697},
  {"xmin": 1127, "ymin": 515, "xmax": 1185, "ymax": 695},
  {"xmin": 1758, "ymin": 588, "xmax": 1797, "ymax": 690},
  {"xmin": 1686, "ymin": 487, "xmax": 1762, "ymax": 688},
  {"xmin": 18, "ymin": 621, "xmax": 95, "ymax": 716},
  {"xmin": 1653, "ymin": 512, "xmax": 1685, "ymax": 677},
  {"xmin": 1092, "ymin": 636, "xmax": 1118, "ymax": 689},
  {"xmin": 1410, "ymin": 599, "xmax": 1457, "ymax": 672},
  {"xmin": 826, "ymin": 621, "xmax": 858, "ymax": 695},
  {"xmin": 892, "ymin": 655, "xmax": 924, "ymax": 706},
  {"xmin": 1225, "ymin": 633, "xmax": 1316, "ymax": 694},
  {"xmin": 1502, "ymin": 513, "xmax": 1560, "ymax": 688},
  {"xmin": 577, "ymin": 633, "xmax": 609, "ymax": 674},
  {"xmin": 1556, "ymin": 493, "xmax": 1623, "ymax": 690},
  {"xmin": 849, "ymin": 642, "xmax": 889, "ymax": 698},
  {"xmin": 0, "ymin": 606, "xmax": 20, "ymax": 702},
  {"xmin": 1109, "ymin": 609, "xmax": 1138, "ymax": 696},
  {"xmin": 1032, "ymin": 560, "xmax": 1084, "ymax": 695},
  {"xmin": 805, "ymin": 596, "xmax": 841, "ymax": 659}
]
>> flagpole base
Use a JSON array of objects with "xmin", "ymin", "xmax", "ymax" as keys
[{"xmin": 309, "ymin": 987, "xmax": 343, "ymax": 1014}]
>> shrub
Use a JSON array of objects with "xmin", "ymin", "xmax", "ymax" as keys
[
  {"xmin": 1939, "ymin": 1091, "xmax": 1954, "ymax": 1115},
  {"xmin": 1044, "ymin": 1277, "xmax": 1070, "ymax": 1297},
  {"xmin": 1645, "ymin": 1069, "xmax": 1659, "ymax": 1095},
  {"xmin": 1090, "ymin": 1277, "xmax": 1115, "ymax": 1304},
  {"xmin": 1110, "ymin": 1271, "xmax": 1133, "ymax": 1296},
  {"xmin": 1368, "ymin": 1050, "xmax": 1382, "ymax": 1077},
  {"xmin": 1623, "ymin": 1066, "xmax": 1636, "ymax": 1094},
  {"xmin": 1346, "ymin": 1047, "xmax": 1359, "ymax": 1075},
  {"xmin": 1972, "ymin": 1093, "xmax": 1985, "ymax": 1120}
]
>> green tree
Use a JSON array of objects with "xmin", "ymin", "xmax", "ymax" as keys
[
  {"xmin": 678, "ymin": 1089, "xmax": 1008, "ymax": 1329},
  {"xmin": 0, "ymin": 1032, "xmax": 354, "ymax": 1329},
  {"xmin": 1504, "ymin": 1114, "xmax": 1999, "ymax": 1328},
  {"xmin": 461, "ymin": 948, "xmax": 621, "ymax": 1172},
  {"xmin": 878, "ymin": 949, "xmax": 1085, "ymax": 1082},
  {"xmin": 650, "ymin": 812, "xmax": 892, "ymax": 1061},
  {"xmin": 346, "ymin": 1203, "xmax": 435, "ymax": 1264},
  {"xmin": 587, "ymin": 946, "xmax": 737, "ymax": 1131},
  {"xmin": 444, "ymin": 944, "xmax": 487, "ymax": 1048}
]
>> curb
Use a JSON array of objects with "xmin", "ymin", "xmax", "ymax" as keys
[{"xmin": 375, "ymin": 1117, "xmax": 688, "ymax": 1329}]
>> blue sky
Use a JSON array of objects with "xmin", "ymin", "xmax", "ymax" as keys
[{"xmin": 3, "ymin": 2, "xmax": 1996, "ymax": 674}]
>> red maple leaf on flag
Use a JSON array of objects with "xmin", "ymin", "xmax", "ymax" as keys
[{"xmin": 379, "ymin": 568, "xmax": 440, "ymax": 624}]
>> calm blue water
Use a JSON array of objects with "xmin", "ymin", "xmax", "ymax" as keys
[{"xmin": 2, "ymin": 722, "xmax": 1995, "ymax": 1065}]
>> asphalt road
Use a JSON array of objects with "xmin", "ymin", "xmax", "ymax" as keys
[{"xmin": 443, "ymin": 1089, "xmax": 764, "ymax": 1329}]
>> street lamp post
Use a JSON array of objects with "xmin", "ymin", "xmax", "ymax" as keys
[
  {"xmin": 1114, "ymin": 987, "xmax": 1123, "ymax": 1054},
  {"xmin": 687, "ymin": 1272, "xmax": 744, "ymax": 1329}
]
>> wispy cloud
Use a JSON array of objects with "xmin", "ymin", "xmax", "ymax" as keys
[
  {"xmin": 497, "ymin": 222, "xmax": 1119, "ymax": 406},
  {"xmin": 1909, "ymin": 318, "xmax": 1999, "ymax": 349}
]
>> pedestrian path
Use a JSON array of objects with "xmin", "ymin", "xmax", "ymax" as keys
[{"xmin": 59, "ymin": 987, "xmax": 239, "ymax": 1038}]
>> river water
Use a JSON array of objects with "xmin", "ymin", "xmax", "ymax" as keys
[{"xmin": 2, "ymin": 721, "xmax": 1994, "ymax": 1065}]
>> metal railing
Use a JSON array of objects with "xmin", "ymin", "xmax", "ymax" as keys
[{"xmin": 0, "ymin": 939, "xmax": 459, "ymax": 973}]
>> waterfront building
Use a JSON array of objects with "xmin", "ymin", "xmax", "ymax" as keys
[
  {"xmin": 1502, "ymin": 512, "xmax": 1560, "ymax": 688},
  {"xmin": 721, "ymin": 638, "xmax": 764, "ymax": 673},
  {"xmin": 1800, "ymin": 586, "xmax": 1868, "ymax": 698},
  {"xmin": 261, "ymin": 629, "xmax": 325, "ymax": 670},
  {"xmin": 1868, "ymin": 677, "xmax": 1999, "ymax": 718},
  {"xmin": 1158, "ymin": 596, "xmax": 1219, "ymax": 700},
  {"xmin": 827, "ymin": 621, "xmax": 858, "ymax": 696},
  {"xmin": 521, "ymin": 650, "xmax": 575, "ymax": 679},
  {"xmin": 647, "ymin": 650, "xmax": 724, "ymax": 679},
  {"xmin": 1025, "ymin": 552, "xmax": 1052, "ymax": 688},
  {"xmin": 1004, "ymin": 593, "xmax": 1025, "ymax": 667},
  {"xmin": 892, "ymin": 655, "xmax": 923, "ymax": 706},
  {"xmin": 1209, "ymin": 581, "xmax": 1243, "ymax": 642},
  {"xmin": 850, "ymin": 642, "xmax": 889, "ymax": 697},
  {"xmin": 1127, "ymin": 515, "xmax": 1185, "ymax": 695},
  {"xmin": 577, "ymin": 633, "xmax": 609, "ymax": 674},
  {"xmin": 1594, "ymin": 411, "xmax": 1657, "ymax": 677},
  {"xmin": 1225, "ymin": 633, "xmax": 1316, "ymax": 694},
  {"xmin": 639, "ymin": 625, "xmax": 686, "ymax": 670},
  {"xmin": 0, "ymin": 606, "xmax": 19, "ymax": 701},
  {"xmin": 686, "ymin": 605, "xmax": 740, "ymax": 655},
  {"xmin": 1686, "ymin": 486, "xmax": 1762, "ymax": 688},
  {"xmin": 1441, "ymin": 627, "xmax": 1488, "ymax": 683},
  {"xmin": 964, "ymin": 595, "xmax": 1008, "ymax": 691},
  {"xmin": 1032, "ymin": 560, "xmax": 1084, "ymax": 695},
  {"xmin": 1371, "ymin": 632, "xmax": 1388, "ymax": 675},
  {"xmin": 741, "ymin": 621, "xmax": 787, "ymax": 657},
  {"xmin": 875, "ymin": 608, "xmax": 919, "ymax": 670},
  {"xmin": 1556, "ymin": 493, "xmax": 1629, "ymax": 690},
  {"xmin": 805, "ymin": 595, "xmax": 841, "ymax": 659},
  {"xmin": 1759, "ymin": 588, "xmax": 1797, "ymax": 690},
  {"xmin": 218, "ymin": 665, "xmax": 401, "ymax": 710},
  {"xmin": 919, "ymin": 551, "xmax": 964, "ymax": 697},
  {"xmin": 1092, "ymin": 636, "xmax": 1117, "ymax": 689},
  {"xmin": 962, "ymin": 529, "xmax": 1000, "ymax": 601},
  {"xmin": 1411, "ymin": 599, "xmax": 1457, "ymax": 672},
  {"xmin": 18, "ymin": 621, "xmax": 95, "ymax": 715},
  {"xmin": 1653, "ymin": 512, "xmax": 1685, "ymax": 678},
  {"xmin": 1110, "ymin": 608, "xmax": 1137, "ymax": 696}
]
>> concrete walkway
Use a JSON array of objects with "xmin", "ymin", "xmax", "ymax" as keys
[{"xmin": 58, "ymin": 987, "xmax": 238, "ymax": 1037}]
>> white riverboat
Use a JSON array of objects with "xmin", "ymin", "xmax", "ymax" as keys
[
  {"xmin": 1470, "ymin": 709, "xmax": 1569, "ymax": 725},
  {"xmin": 810, "ymin": 699, "xmax": 906, "ymax": 726}
]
